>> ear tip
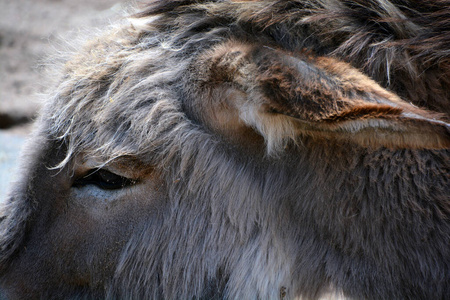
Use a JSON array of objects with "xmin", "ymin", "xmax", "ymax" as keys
[{"xmin": 404, "ymin": 117, "xmax": 450, "ymax": 149}]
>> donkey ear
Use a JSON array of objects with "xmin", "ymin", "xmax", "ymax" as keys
[
  {"xmin": 251, "ymin": 49, "xmax": 450, "ymax": 150},
  {"xmin": 194, "ymin": 42, "xmax": 450, "ymax": 151}
]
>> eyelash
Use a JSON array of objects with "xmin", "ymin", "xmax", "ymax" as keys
[{"xmin": 72, "ymin": 169, "xmax": 136, "ymax": 190}]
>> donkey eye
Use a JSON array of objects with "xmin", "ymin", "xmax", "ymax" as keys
[{"xmin": 73, "ymin": 169, "xmax": 136, "ymax": 190}]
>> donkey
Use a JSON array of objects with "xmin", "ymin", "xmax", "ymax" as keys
[{"xmin": 0, "ymin": 0, "xmax": 448, "ymax": 299}]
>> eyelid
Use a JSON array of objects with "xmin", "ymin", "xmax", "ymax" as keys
[
  {"xmin": 81, "ymin": 157, "xmax": 147, "ymax": 179},
  {"xmin": 72, "ymin": 168, "xmax": 137, "ymax": 190}
]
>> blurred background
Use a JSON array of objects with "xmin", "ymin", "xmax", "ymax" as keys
[{"xmin": 0, "ymin": 0, "xmax": 128, "ymax": 201}]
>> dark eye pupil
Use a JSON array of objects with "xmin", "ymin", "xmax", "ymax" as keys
[{"xmin": 73, "ymin": 169, "xmax": 135, "ymax": 190}]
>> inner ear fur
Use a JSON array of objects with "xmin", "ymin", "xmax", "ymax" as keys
[{"xmin": 192, "ymin": 41, "xmax": 450, "ymax": 151}]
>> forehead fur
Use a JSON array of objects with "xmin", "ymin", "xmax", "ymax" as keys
[{"xmin": 46, "ymin": 0, "xmax": 450, "ymax": 167}]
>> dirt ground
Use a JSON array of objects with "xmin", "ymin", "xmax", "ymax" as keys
[{"xmin": 0, "ymin": 0, "xmax": 130, "ymax": 200}]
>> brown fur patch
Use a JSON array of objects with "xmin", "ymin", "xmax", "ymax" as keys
[{"xmin": 321, "ymin": 105, "xmax": 402, "ymax": 122}]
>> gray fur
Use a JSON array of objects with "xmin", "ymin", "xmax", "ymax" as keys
[{"xmin": 0, "ymin": 1, "xmax": 448, "ymax": 299}]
